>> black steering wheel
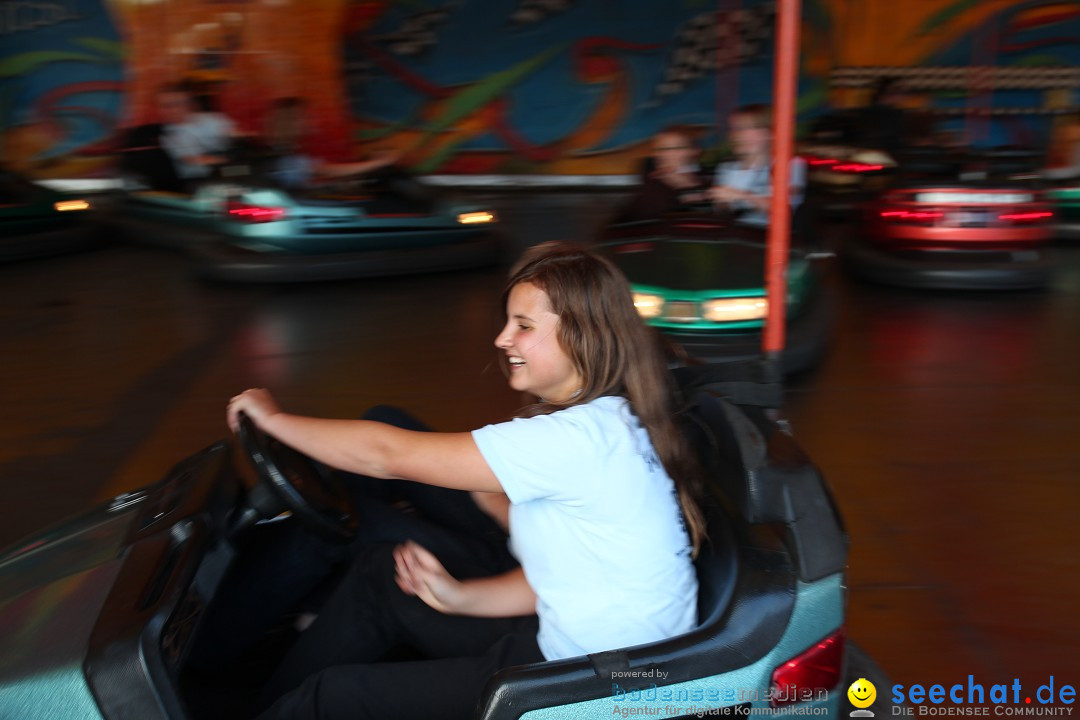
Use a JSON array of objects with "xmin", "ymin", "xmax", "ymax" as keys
[{"xmin": 236, "ymin": 413, "xmax": 357, "ymax": 543}]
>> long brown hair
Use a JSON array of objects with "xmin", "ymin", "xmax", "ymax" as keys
[
  {"xmin": 502, "ymin": 241, "xmax": 706, "ymax": 554},
  {"xmin": 731, "ymin": 103, "xmax": 772, "ymax": 130}
]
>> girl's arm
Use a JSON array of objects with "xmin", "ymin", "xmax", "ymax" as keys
[
  {"xmin": 394, "ymin": 541, "xmax": 536, "ymax": 617},
  {"xmin": 710, "ymin": 157, "xmax": 807, "ymax": 213},
  {"xmin": 227, "ymin": 388, "xmax": 502, "ymax": 492},
  {"xmin": 314, "ymin": 150, "xmax": 400, "ymax": 179}
]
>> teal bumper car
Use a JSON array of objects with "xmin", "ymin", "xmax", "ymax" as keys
[
  {"xmin": 107, "ymin": 129, "xmax": 502, "ymax": 283},
  {"xmin": 0, "ymin": 366, "xmax": 869, "ymax": 720}
]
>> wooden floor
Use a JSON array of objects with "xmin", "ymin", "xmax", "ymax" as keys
[{"xmin": 2, "ymin": 191, "xmax": 1078, "ymax": 692}]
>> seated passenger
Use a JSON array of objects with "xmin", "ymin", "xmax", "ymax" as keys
[
  {"xmin": 709, "ymin": 104, "xmax": 807, "ymax": 228},
  {"xmin": 264, "ymin": 97, "xmax": 399, "ymax": 189},
  {"xmin": 156, "ymin": 82, "xmax": 238, "ymax": 182},
  {"xmin": 616, "ymin": 126, "xmax": 711, "ymax": 222},
  {"xmin": 1044, "ymin": 114, "xmax": 1080, "ymax": 181},
  {"xmin": 226, "ymin": 241, "xmax": 704, "ymax": 720},
  {"xmin": 861, "ymin": 77, "xmax": 933, "ymax": 156},
  {"xmin": 116, "ymin": 122, "xmax": 185, "ymax": 193}
]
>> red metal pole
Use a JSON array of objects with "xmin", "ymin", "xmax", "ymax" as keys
[{"xmin": 763, "ymin": 0, "xmax": 800, "ymax": 361}]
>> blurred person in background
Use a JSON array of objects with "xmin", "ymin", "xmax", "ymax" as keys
[
  {"xmin": 1044, "ymin": 114, "xmax": 1080, "ymax": 180},
  {"xmin": 616, "ymin": 125, "xmax": 710, "ymax": 222},
  {"xmin": 860, "ymin": 77, "xmax": 939, "ymax": 154},
  {"xmin": 863, "ymin": 77, "xmax": 912, "ymax": 154},
  {"xmin": 708, "ymin": 104, "xmax": 807, "ymax": 227},
  {"xmin": 264, "ymin": 96, "xmax": 399, "ymax": 189},
  {"xmin": 156, "ymin": 81, "xmax": 238, "ymax": 180}
]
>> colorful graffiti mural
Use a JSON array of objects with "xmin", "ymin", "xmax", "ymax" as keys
[
  {"xmin": 345, "ymin": 0, "xmax": 779, "ymax": 174},
  {"xmin": 0, "ymin": 0, "xmax": 125, "ymax": 177},
  {"xmin": 801, "ymin": 0, "xmax": 1080, "ymax": 151},
  {"xmin": 346, "ymin": 0, "xmax": 1080, "ymax": 172},
  {"xmin": 3, "ymin": 0, "xmax": 1080, "ymax": 178}
]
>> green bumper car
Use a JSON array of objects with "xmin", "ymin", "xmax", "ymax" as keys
[
  {"xmin": 1047, "ymin": 182, "xmax": 1080, "ymax": 240},
  {"xmin": 597, "ymin": 216, "xmax": 833, "ymax": 376},
  {"xmin": 0, "ymin": 168, "xmax": 101, "ymax": 263}
]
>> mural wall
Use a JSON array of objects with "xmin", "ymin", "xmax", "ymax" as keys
[
  {"xmin": 344, "ymin": 0, "xmax": 778, "ymax": 174},
  {"xmin": 801, "ymin": 0, "xmax": 1080, "ymax": 158},
  {"xmin": 114, "ymin": 0, "xmax": 353, "ymax": 157},
  {"xmin": 0, "ymin": 0, "xmax": 124, "ymax": 177},
  {"xmin": 2, "ymin": 0, "xmax": 1078, "ymax": 178}
]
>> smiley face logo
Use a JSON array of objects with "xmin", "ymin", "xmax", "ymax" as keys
[{"xmin": 848, "ymin": 678, "xmax": 877, "ymax": 709}]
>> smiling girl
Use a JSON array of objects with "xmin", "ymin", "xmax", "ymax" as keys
[{"xmin": 227, "ymin": 241, "xmax": 705, "ymax": 720}]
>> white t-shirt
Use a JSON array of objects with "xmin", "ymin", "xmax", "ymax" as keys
[
  {"xmin": 472, "ymin": 396, "xmax": 698, "ymax": 661},
  {"xmin": 161, "ymin": 113, "xmax": 235, "ymax": 179},
  {"xmin": 714, "ymin": 156, "xmax": 807, "ymax": 227}
]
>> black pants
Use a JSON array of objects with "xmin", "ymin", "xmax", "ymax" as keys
[
  {"xmin": 256, "ymin": 545, "xmax": 544, "ymax": 720},
  {"xmin": 189, "ymin": 406, "xmax": 516, "ymax": 670}
]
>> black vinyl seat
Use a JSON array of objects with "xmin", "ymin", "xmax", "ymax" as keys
[{"xmin": 117, "ymin": 124, "xmax": 186, "ymax": 193}]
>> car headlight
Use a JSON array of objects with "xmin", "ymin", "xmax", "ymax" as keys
[
  {"xmin": 702, "ymin": 297, "xmax": 768, "ymax": 322},
  {"xmin": 851, "ymin": 150, "xmax": 893, "ymax": 165},
  {"xmin": 633, "ymin": 293, "xmax": 664, "ymax": 319},
  {"xmin": 54, "ymin": 199, "xmax": 90, "ymax": 212},
  {"xmin": 458, "ymin": 211, "xmax": 496, "ymax": 224}
]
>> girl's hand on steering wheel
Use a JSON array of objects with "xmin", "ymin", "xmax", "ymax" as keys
[
  {"xmin": 394, "ymin": 541, "xmax": 462, "ymax": 614},
  {"xmin": 226, "ymin": 388, "xmax": 282, "ymax": 433}
]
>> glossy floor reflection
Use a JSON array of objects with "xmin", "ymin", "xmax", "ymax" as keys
[{"xmin": 1, "ymin": 191, "xmax": 1077, "ymax": 694}]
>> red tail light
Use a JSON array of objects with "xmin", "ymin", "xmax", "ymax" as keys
[
  {"xmin": 881, "ymin": 210, "xmax": 944, "ymax": 221},
  {"xmin": 770, "ymin": 629, "xmax": 845, "ymax": 707},
  {"xmin": 227, "ymin": 202, "xmax": 287, "ymax": 223},
  {"xmin": 998, "ymin": 211, "xmax": 1052, "ymax": 222},
  {"xmin": 806, "ymin": 156, "xmax": 882, "ymax": 173},
  {"xmin": 833, "ymin": 163, "xmax": 884, "ymax": 173}
]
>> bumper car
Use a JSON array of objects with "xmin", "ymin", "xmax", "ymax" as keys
[
  {"xmin": 0, "ymin": 167, "xmax": 101, "ymax": 263},
  {"xmin": 846, "ymin": 147, "xmax": 1055, "ymax": 290},
  {"xmin": 1044, "ymin": 175, "xmax": 1080, "ymax": 240},
  {"xmin": 0, "ymin": 363, "xmax": 877, "ymax": 720},
  {"xmin": 797, "ymin": 110, "xmax": 897, "ymax": 219},
  {"xmin": 106, "ymin": 128, "xmax": 502, "ymax": 283},
  {"xmin": 597, "ymin": 212, "xmax": 833, "ymax": 376}
]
